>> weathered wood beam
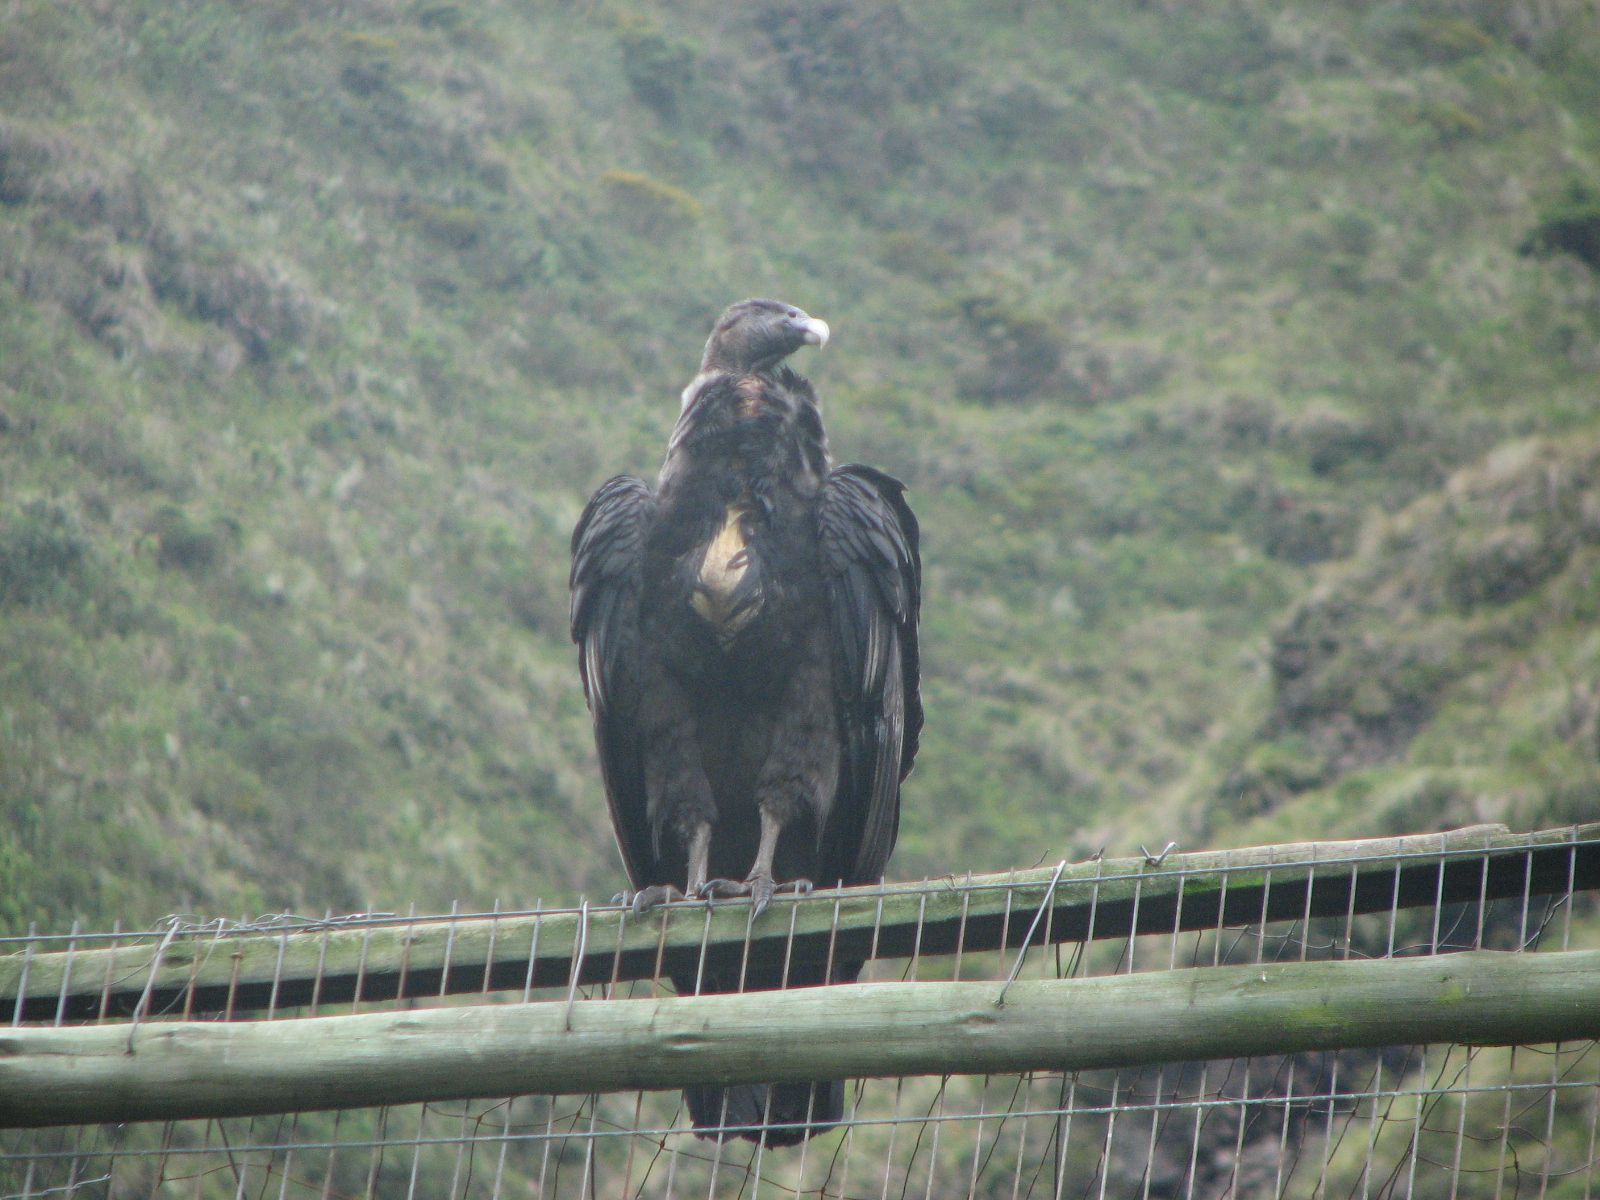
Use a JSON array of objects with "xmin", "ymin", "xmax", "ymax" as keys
[
  {"xmin": 4, "ymin": 948, "xmax": 1598, "ymax": 1129},
  {"xmin": 2, "ymin": 823, "xmax": 1595, "ymax": 1022}
]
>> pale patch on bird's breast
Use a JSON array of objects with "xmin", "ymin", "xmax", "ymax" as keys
[
  {"xmin": 736, "ymin": 376, "xmax": 766, "ymax": 418},
  {"xmin": 692, "ymin": 505, "xmax": 760, "ymax": 638}
]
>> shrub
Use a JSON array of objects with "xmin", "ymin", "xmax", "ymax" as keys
[
  {"xmin": 1368, "ymin": 10, "xmax": 1495, "ymax": 65},
  {"xmin": 964, "ymin": 80, "xmax": 1072, "ymax": 152},
  {"xmin": 877, "ymin": 232, "xmax": 959, "ymax": 282},
  {"xmin": 415, "ymin": 203, "xmax": 485, "ymax": 250},
  {"xmin": 1220, "ymin": 737, "xmax": 1329, "ymax": 818},
  {"xmin": 598, "ymin": 169, "xmax": 701, "ymax": 239},
  {"xmin": 0, "ymin": 120, "xmax": 151, "ymax": 237},
  {"xmin": 0, "ymin": 499, "xmax": 93, "ymax": 608},
  {"xmin": 506, "ymin": 567, "xmax": 567, "ymax": 637},
  {"xmin": 1520, "ymin": 180, "xmax": 1600, "ymax": 272},
  {"xmin": 54, "ymin": 417, "xmax": 171, "ymax": 491},
  {"xmin": 615, "ymin": 22, "xmax": 695, "ymax": 119},
  {"xmin": 1133, "ymin": 6, "xmax": 1287, "ymax": 105},
  {"xmin": 951, "ymin": 294, "xmax": 1060, "ymax": 403},
  {"xmin": 1412, "ymin": 99, "xmax": 1486, "ymax": 143},
  {"xmin": 146, "ymin": 232, "xmax": 318, "ymax": 361},
  {"xmin": 416, "ymin": 5, "xmax": 467, "ymax": 33},
  {"xmin": 337, "ymin": 31, "xmax": 400, "ymax": 97},
  {"xmin": 1287, "ymin": 403, "xmax": 1395, "ymax": 477},
  {"xmin": 150, "ymin": 504, "xmax": 232, "ymax": 576},
  {"xmin": 0, "ymin": 831, "xmax": 37, "ymax": 935},
  {"xmin": 1262, "ymin": 498, "xmax": 1353, "ymax": 566},
  {"xmin": 752, "ymin": 0, "xmax": 952, "ymax": 110},
  {"xmin": 1444, "ymin": 524, "xmax": 1569, "ymax": 610}
]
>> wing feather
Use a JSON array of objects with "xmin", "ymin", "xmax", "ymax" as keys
[
  {"xmin": 816, "ymin": 465, "xmax": 922, "ymax": 885},
  {"xmin": 570, "ymin": 475, "xmax": 655, "ymax": 886}
]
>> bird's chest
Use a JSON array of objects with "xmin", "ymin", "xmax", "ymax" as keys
[
  {"xmin": 645, "ymin": 497, "xmax": 816, "ymax": 675},
  {"xmin": 690, "ymin": 503, "xmax": 759, "ymax": 638}
]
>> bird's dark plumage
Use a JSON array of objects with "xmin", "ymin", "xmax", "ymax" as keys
[{"xmin": 570, "ymin": 299, "xmax": 921, "ymax": 1146}]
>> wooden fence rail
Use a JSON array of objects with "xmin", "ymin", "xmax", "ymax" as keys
[
  {"xmin": 5, "ymin": 948, "xmax": 1599, "ymax": 1128},
  {"xmin": 4, "ymin": 823, "xmax": 1596, "ymax": 1023}
]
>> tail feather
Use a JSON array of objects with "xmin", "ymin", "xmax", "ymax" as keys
[
  {"xmin": 672, "ymin": 957, "xmax": 860, "ymax": 1147},
  {"xmin": 686, "ymin": 1080, "xmax": 845, "ymax": 1147}
]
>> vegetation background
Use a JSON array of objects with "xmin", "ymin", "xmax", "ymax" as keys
[{"xmin": 2, "ymin": 0, "xmax": 1599, "ymax": 937}]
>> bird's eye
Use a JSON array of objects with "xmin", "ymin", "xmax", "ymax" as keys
[{"xmin": 787, "ymin": 309, "xmax": 800, "ymax": 319}]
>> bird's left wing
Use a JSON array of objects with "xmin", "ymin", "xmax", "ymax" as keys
[
  {"xmin": 570, "ymin": 475, "xmax": 655, "ymax": 886},
  {"xmin": 816, "ymin": 464, "xmax": 922, "ymax": 885}
]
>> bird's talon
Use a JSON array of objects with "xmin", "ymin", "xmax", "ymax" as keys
[
  {"xmin": 748, "ymin": 874, "xmax": 776, "ymax": 918},
  {"xmin": 697, "ymin": 878, "xmax": 746, "ymax": 900},
  {"xmin": 629, "ymin": 885, "xmax": 685, "ymax": 916}
]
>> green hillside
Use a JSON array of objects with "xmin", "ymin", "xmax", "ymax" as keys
[{"xmin": 2, "ymin": 0, "xmax": 1599, "ymax": 934}]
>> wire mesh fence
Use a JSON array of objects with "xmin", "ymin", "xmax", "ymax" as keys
[{"xmin": 4, "ymin": 823, "xmax": 1598, "ymax": 1199}]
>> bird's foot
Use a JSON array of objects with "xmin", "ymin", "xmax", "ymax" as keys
[
  {"xmin": 696, "ymin": 875, "xmax": 814, "ymax": 918},
  {"xmin": 623, "ymin": 884, "xmax": 686, "ymax": 916},
  {"xmin": 754, "ymin": 876, "xmax": 814, "ymax": 917}
]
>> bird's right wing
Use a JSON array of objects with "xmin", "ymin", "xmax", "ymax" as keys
[
  {"xmin": 569, "ymin": 475, "xmax": 655, "ymax": 887},
  {"xmin": 816, "ymin": 464, "xmax": 922, "ymax": 886}
]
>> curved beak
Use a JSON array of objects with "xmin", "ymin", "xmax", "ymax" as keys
[{"xmin": 800, "ymin": 316, "xmax": 830, "ymax": 348}]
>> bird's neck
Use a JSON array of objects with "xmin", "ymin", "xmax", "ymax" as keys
[
  {"xmin": 659, "ymin": 368, "xmax": 829, "ymax": 501},
  {"xmin": 700, "ymin": 349, "xmax": 783, "ymax": 374}
]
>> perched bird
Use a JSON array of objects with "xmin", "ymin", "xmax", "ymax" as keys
[{"xmin": 570, "ymin": 299, "xmax": 921, "ymax": 1145}]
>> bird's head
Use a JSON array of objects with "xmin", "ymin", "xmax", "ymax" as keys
[{"xmin": 699, "ymin": 299, "xmax": 830, "ymax": 374}]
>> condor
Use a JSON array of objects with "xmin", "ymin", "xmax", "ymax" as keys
[{"xmin": 570, "ymin": 299, "xmax": 922, "ymax": 1145}]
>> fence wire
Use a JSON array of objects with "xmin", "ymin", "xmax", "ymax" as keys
[{"xmin": 4, "ymin": 829, "xmax": 1598, "ymax": 1199}]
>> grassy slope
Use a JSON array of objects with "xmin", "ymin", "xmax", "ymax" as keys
[{"xmin": 1, "ymin": 0, "xmax": 1598, "ymax": 933}]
